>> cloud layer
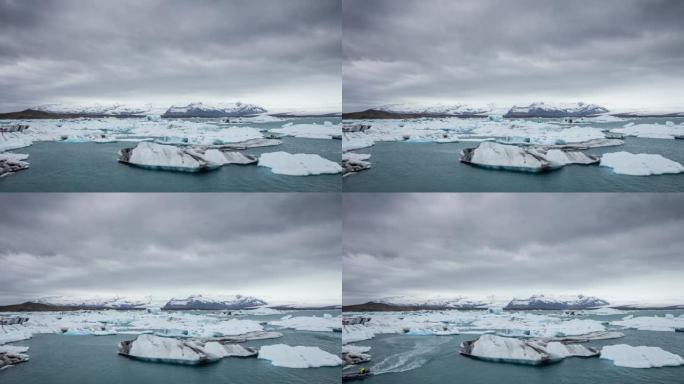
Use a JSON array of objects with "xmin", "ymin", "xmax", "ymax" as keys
[
  {"xmin": 0, "ymin": 193, "xmax": 341, "ymax": 305},
  {"xmin": 343, "ymin": 194, "xmax": 684, "ymax": 304},
  {"xmin": 343, "ymin": 0, "xmax": 684, "ymax": 112},
  {"xmin": 0, "ymin": 0, "xmax": 341, "ymax": 112}
]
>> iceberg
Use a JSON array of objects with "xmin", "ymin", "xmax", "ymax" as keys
[
  {"xmin": 342, "ymin": 344, "xmax": 372, "ymax": 366},
  {"xmin": 0, "ymin": 132, "xmax": 33, "ymax": 152},
  {"xmin": 459, "ymin": 334, "xmax": 598, "ymax": 365},
  {"xmin": 118, "ymin": 335, "xmax": 220, "ymax": 365},
  {"xmin": 610, "ymin": 314, "xmax": 684, "ymax": 332},
  {"xmin": 199, "ymin": 342, "xmax": 257, "ymax": 358},
  {"xmin": 268, "ymin": 315, "xmax": 342, "ymax": 332},
  {"xmin": 270, "ymin": 122, "xmax": 341, "ymax": 139},
  {"xmin": 0, "ymin": 152, "xmax": 29, "ymax": 177},
  {"xmin": 600, "ymin": 344, "xmax": 684, "ymax": 368},
  {"xmin": 258, "ymin": 344, "xmax": 342, "ymax": 368},
  {"xmin": 610, "ymin": 122, "xmax": 684, "ymax": 139},
  {"xmin": 0, "ymin": 345, "xmax": 30, "ymax": 370},
  {"xmin": 600, "ymin": 152, "xmax": 684, "ymax": 176},
  {"xmin": 460, "ymin": 142, "xmax": 598, "ymax": 172},
  {"xmin": 342, "ymin": 152, "xmax": 371, "ymax": 176},
  {"xmin": 118, "ymin": 142, "xmax": 224, "ymax": 172},
  {"xmin": 258, "ymin": 152, "xmax": 342, "ymax": 176}
]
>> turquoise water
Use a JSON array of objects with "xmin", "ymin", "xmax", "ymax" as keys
[
  {"xmin": 343, "ymin": 118, "xmax": 684, "ymax": 192},
  {"xmin": 0, "ymin": 118, "xmax": 341, "ymax": 192},
  {"xmin": 1, "ymin": 310, "xmax": 341, "ymax": 384},
  {"xmin": 348, "ymin": 310, "xmax": 684, "ymax": 384}
]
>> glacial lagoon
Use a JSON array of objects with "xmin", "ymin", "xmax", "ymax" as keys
[
  {"xmin": 343, "ymin": 117, "xmax": 684, "ymax": 192},
  {"xmin": 1, "ymin": 310, "xmax": 341, "ymax": 384},
  {"xmin": 0, "ymin": 117, "xmax": 341, "ymax": 192},
  {"xmin": 342, "ymin": 310, "xmax": 684, "ymax": 384}
]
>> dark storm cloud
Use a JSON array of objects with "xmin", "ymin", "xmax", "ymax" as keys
[
  {"xmin": 0, "ymin": 0, "xmax": 341, "ymax": 112},
  {"xmin": 0, "ymin": 194, "xmax": 341, "ymax": 305},
  {"xmin": 343, "ymin": 0, "xmax": 684, "ymax": 112},
  {"xmin": 343, "ymin": 194, "xmax": 684, "ymax": 304}
]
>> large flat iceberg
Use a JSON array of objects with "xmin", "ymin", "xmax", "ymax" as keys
[
  {"xmin": 258, "ymin": 152, "xmax": 342, "ymax": 176},
  {"xmin": 118, "ymin": 335, "xmax": 220, "ymax": 365},
  {"xmin": 460, "ymin": 334, "xmax": 598, "ymax": 365},
  {"xmin": 258, "ymin": 344, "xmax": 342, "ymax": 368},
  {"xmin": 460, "ymin": 142, "xmax": 598, "ymax": 172},
  {"xmin": 600, "ymin": 344, "xmax": 684, "ymax": 368},
  {"xmin": 600, "ymin": 152, "xmax": 684, "ymax": 176}
]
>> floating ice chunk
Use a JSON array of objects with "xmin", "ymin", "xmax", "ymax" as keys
[
  {"xmin": 611, "ymin": 122, "xmax": 684, "ymax": 139},
  {"xmin": 600, "ymin": 344, "xmax": 684, "ymax": 368},
  {"xmin": 118, "ymin": 142, "xmax": 222, "ymax": 172},
  {"xmin": 610, "ymin": 315, "xmax": 684, "ymax": 332},
  {"xmin": 258, "ymin": 152, "xmax": 342, "ymax": 176},
  {"xmin": 600, "ymin": 152, "xmax": 684, "ymax": 176},
  {"xmin": 459, "ymin": 334, "xmax": 598, "ymax": 365},
  {"xmin": 542, "ymin": 149, "xmax": 599, "ymax": 166},
  {"xmin": 258, "ymin": 344, "xmax": 342, "ymax": 368},
  {"xmin": 460, "ymin": 142, "xmax": 559, "ymax": 172},
  {"xmin": 268, "ymin": 315, "xmax": 341, "ymax": 332},
  {"xmin": 118, "ymin": 335, "xmax": 219, "ymax": 365},
  {"xmin": 342, "ymin": 152, "xmax": 371, "ymax": 176},
  {"xmin": 270, "ymin": 123, "xmax": 341, "ymax": 139},
  {"xmin": 0, "ymin": 152, "xmax": 30, "ymax": 177},
  {"xmin": 343, "ymin": 133, "xmax": 375, "ymax": 152},
  {"xmin": 0, "ymin": 345, "xmax": 30, "ymax": 369},
  {"xmin": 186, "ymin": 148, "xmax": 256, "ymax": 165}
]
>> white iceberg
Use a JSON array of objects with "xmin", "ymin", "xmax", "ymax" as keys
[
  {"xmin": 270, "ymin": 122, "xmax": 341, "ymax": 139},
  {"xmin": 0, "ymin": 152, "xmax": 30, "ymax": 177},
  {"xmin": 268, "ymin": 315, "xmax": 341, "ymax": 332},
  {"xmin": 258, "ymin": 344, "xmax": 342, "ymax": 368},
  {"xmin": 459, "ymin": 142, "xmax": 598, "ymax": 172},
  {"xmin": 600, "ymin": 152, "xmax": 684, "ymax": 176},
  {"xmin": 610, "ymin": 122, "xmax": 684, "ymax": 139},
  {"xmin": 258, "ymin": 152, "xmax": 342, "ymax": 176},
  {"xmin": 600, "ymin": 344, "xmax": 684, "ymax": 368},
  {"xmin": 610, "ymin": 314, "xmax": 684, "ymax": 332}
]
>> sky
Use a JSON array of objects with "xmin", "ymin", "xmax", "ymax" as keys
[
  {"xmin": 0, "ymin": 0, "xmax": 341, "ymax": 113},
  {"xmin": 0, "ymin": 194, "xmax": 341, "ymax": 306},
  {"xmin": 343, "ymin": 194, "xmax": 684, "ymax": 305},
  {"xmin": 343, "ymin": 0, "xmax": 684, "ymax": 112}
]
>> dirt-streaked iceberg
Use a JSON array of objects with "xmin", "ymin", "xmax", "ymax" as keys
[
  {"xmin": 460, "ymin": 334, "xmax": 598, "ymax": 365},
  {"xmin": 460, "ymin": 142, "xmax": 598, "ymax": 172}
]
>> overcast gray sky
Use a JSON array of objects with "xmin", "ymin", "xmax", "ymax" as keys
[
  {"xmin": 343, "ymin": 0, "xmax": 684, "ymax": 112},
  {"xmin": 0, "ymin": 0, "xmax": 341, "ymax": 113},
  {"xmin": 0, "ymin": 194, "xmax": 341, "ymax": 305},
  {"xmin": 343, "ymin": 194, "xmax": 684, "ymax": 305}
]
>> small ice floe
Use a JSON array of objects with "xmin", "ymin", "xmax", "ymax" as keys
[
  {"xmin": 258, "ymin": 152, "xmax": 342, "ymax": 176},
  {"xmin": 0, "ymin": 152, "xmax": 29, "ymax": 177},
  {"xmin": 460, "ymin": 142, "xmax": 598, "ymax": 173},
  {"xmin": 118, "ymin": 142, "xmax": 256, "ymax": 172},
  {"xmin": 342, "ymin": 133, "xmax": 375, "ymax": 152},
  {"xmin": 0, "ymin": 131, "xmax": 32, "ymax": 152},
  {"xmin": 117, "ymin": 334, "xmax": 256, "ymax": 365},
  {"xmin": 342, "ymin": 152, "xmax": 371, "ymax": 177},
  {"xmin": 600, "ymin": 152, "xmax": 684, "ymax": 176},
  {"xmin": 610, "ymin": 314, "xmax": 684, "ymax": 332},
  {"xmin": 268, "ymin": 315, "xmax": 342, "ymax": 332},
  {"xmin": 270, "ymin": 122, "xmax": 341, "ymax": 140},
  {"xmin": 610, "ymin": 122, "xmax": 684, "ymax": 139},
  {"xmin": 258, "ymin": 344, "xmax": 342, "ymax": 368},
  {"xmin": 600, "ymin": 344, "xmax": 684, "ymax": 368},
  {"xmin": 0, "ymin": 345, "xmax": 30, "ymax": 370},
  {"xmin": 459, "ymin": 334, "xmax": 598, "ymax": 365}
]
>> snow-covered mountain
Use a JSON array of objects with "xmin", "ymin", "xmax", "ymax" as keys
[
  {"xmin": 162, "ymin": 102, "xmax": 267, "ymax": 118},
  {"xmin": 33, "ymin": 103, "xmax": 160, "ymax": 116},
  {"xmin": 504, "ymin": 294, "xmax": 609, "ymax": 310},
  {"xmin": 162, "ymin": 294, "xmax": 267, "ymax": 310},
  {"xmin": 376, "ymin": 103, "xmax": 492, "ymax": 116},
  {"xmin": 36, "ymin": 295, "xmax": 153, "ymax": 309},
  {"xmin": 504, "ymin": 102, "xmax": 609, "ymax": 118},
  {"xmin": 375, "ymin": 295, "xmax": 489, "ymax": 309}
]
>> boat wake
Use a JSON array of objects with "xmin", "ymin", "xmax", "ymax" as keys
[{"xmin": 371, "ymin": 338, "xmax": 449, "ymax": 374}]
